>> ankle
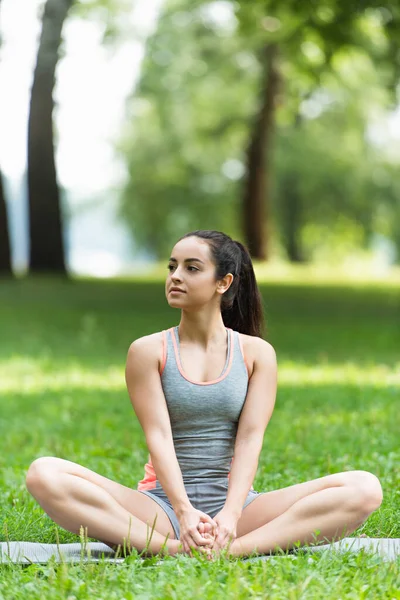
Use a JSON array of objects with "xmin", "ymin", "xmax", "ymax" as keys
[
  {"xmin": 227, "ymin": 538, "xmax": 246, "ymax": 558},
  {"xmin": 167, "ymin": 539, "xmax": 184, "ymax": 556}
]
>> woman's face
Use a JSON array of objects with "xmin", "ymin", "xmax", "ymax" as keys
[{"xmin": 165, "ymin": 237, "xmax": 231, "ymax": 309}]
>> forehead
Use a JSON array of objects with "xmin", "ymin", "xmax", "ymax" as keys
[{"xmin": 170, "ymin": 237, "xmax": 211, "ymax": 262}]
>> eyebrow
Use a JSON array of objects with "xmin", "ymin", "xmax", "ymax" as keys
[{"xmin": 168, "ymin": 257, "xmax": 205, "ymax": 264}]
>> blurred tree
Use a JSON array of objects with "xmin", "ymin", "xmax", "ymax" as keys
[
  {"xmin": 273, "ymin": 40, "xmax": 400, "ymax": 262},
  {"xmin": 235, "ymin": 0, "xmax": 400, "ymax": 258},
  {"xmin": 243, "ymin": 43, "xmax": 279, "ymax": 259},
  {"xmin": 119, "ymin": 0, "xmax": 400, "ymax": 261},
  {"xmin": 0, "ymin": 170, "xmax": 11, "ymax": 276},
  {"xmin": 27, "ymin": 0, "xmax": 73, "ymax": 274},
  {"xmin": 118, "ymin": 0, "xmax": 257, "ymax": 259},
  {"xmin": 367, "ymin": 162, "xmax": 400, "ymax": 262},
  {"xmin": 26, "ymin": 0, "xmax": 137, "ymax": 274},
  {"xmin": 0, "ymin": 0, "xmax": 12, "ymax": 275}
]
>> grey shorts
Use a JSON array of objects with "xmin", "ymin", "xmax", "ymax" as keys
[{"xmin": 137, "ymin": 479, "xmax": 263, "ymax": 540}]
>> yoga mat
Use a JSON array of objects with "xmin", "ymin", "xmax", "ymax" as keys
[{"xmin": 1, "ymin": 538, "xmax": 399, "ymax": 565}]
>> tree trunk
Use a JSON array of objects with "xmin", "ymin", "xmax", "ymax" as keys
[
  {"xmin": 0, "ymin": 0, "xmax": 13, "ymax": 276},
  {"xmin": 281, "ymin": 173, "xmax": 306, "ymax": 262},
  {"xmin": 0, "ymin": 169, "xmax": 12, "ymax": 275},
  {"xmin": 280, "ymin": 112, "xmax": 306, "ymax": 263},
  {"xmin": 27, "ymin": 0, "xmax": 72, "ymax": 274},
  {"xmin": 242, "ymin": 44, "xmax": 279, "ymax": 260}
]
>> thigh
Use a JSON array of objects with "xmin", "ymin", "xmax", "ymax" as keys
[
  {"xmin": 236, "ymin": 470, "xmax": 367, "ymax": 538},
  {"xmin": 26, "ymin": 456, "xmax": 177, "ymax": 540}
]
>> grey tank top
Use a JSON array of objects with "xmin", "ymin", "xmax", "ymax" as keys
[{"xmin": 160, "ymin": 326, "xmax": 249, "ymax": 484}]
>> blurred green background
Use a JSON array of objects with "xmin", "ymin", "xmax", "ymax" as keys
[
  {"xmin": 1, "ymin": 0, "xmax": 400, "ymax": 276},
  {"xmin": 0, "ymin": 1, "xmax": 399, "ymax": 595}
]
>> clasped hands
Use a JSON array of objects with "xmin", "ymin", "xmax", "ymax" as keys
[{"xmin": 178, "ymin": 507, "xmax": 239, "ymax": 559}]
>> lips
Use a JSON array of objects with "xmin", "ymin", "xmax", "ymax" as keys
[{"xmin": 170, "ymin": 288, "xmax": 185, "ymax": 293}]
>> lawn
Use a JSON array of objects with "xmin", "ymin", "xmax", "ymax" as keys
[{"xmin": 0, "ymin": 270, "xmax": 399, "ymax": 598}]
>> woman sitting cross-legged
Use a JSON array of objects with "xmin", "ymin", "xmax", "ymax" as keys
[{"xmin": 25, "ymin": 229, "xmax": 383, "ymax": 559}]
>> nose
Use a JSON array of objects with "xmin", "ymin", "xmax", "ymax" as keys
[
  {"xmin": 170, "ymin": 267, "xmax": 183, "ymax": 281},
  {"xmin": 171, "ymin": 272, "xmax": 183, "ymax": 282}
]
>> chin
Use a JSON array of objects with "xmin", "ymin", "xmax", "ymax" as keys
[{"xmin": 167, "ymin": 297, "xmax": 184, "ymax": 305}]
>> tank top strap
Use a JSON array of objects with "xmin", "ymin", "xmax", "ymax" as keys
[
  {"xmin": 158, "ymin": 330, "xmax": 168, "ymax": 375},
  {"xmin": 236, "ymin": 330, "xmax": 251, "ymax": 378}
]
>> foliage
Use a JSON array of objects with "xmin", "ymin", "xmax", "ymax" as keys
[
  {"xmin": 235, "ymin": 0, "xmax": 400, "ymax": 96},
  {"xmin": 117, "ymin": 0, "xmax": 400, "ymax": 261},
  {"xmin": 273, "ymin": 49, "xmax": 400, "ymax": 260},
  {"xmin": 118, "ymin": 1, "xmax": 258, "ymax": 258},
  {"xmin": 69, "ymin": 0, "xmax": 136, "ymax": 43}
]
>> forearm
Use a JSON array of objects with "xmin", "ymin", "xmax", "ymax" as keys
[
  {"xmin": 224, "ymin": 439, "xmax": 263, "ymax": 516},
  {"xmin": 147, "ymin": 434, "xmax": 192, "ymax": 517}
]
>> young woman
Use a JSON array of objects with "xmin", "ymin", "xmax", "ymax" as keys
[{"xmin": 25, "ymin": 230, "xmax": 383, "ymax": 559}]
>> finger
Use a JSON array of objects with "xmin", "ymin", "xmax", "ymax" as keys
[
  {"xmin": 201, "ymin": 522, "xmax": 216, "ymax": 537},
  {"xmin": 190, "ymin": 529, "xmax": 210, "ymax": 546},
  {"xmin": 199, "ymin": 533, "xmax": 215, "ymax": 546},
  {"xmin": 202, "ymin": 520, "xmax": 217, "ymax": 538},
  {"xmin": 198, "ymin": 524, "xmax": 215, "ymax": 545},
  {"xmin": 184, "ymin": 534, "xmax": 199, "ymax": 555},
  {"xmin": 200, "ymin": 514, "xmax": 218, "ymax": 529}
]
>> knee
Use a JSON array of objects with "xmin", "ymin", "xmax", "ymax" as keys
[
  {"xmin": 26, "ymin": 457, "xmax": 62, "ymax": 496},
  {"xmin": 346, "ymin": 470, "xmax": 383, "ymax": 516}
]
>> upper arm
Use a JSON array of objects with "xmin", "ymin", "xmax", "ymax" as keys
[
  {"xmin": 235, "ymin": 339, "xmax": 277, "ymax": 445},
  {"xmin": 125, "ymin": 337, "xmax": 173, "ymax": 445}
]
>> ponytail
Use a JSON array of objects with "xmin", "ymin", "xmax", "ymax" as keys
[{"xmin": 178, "ymin": 230, "xmax": 266, "ymax": 338}]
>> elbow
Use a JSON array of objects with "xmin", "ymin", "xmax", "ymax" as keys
[{"xmin": 146, "ymin": 430, "xmax": 172, "ymax": 454}]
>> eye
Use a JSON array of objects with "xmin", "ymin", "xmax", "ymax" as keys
[{"xmin": 167, "ymin": 264, "xmax": 198, "ymax": 272}]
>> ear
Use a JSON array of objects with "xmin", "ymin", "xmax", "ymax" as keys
[{"xmin": 217, "ymin": 273, "xmax": 234, "ymax": 295}]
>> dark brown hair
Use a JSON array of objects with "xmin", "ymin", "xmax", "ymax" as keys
[{"xmin": 178, "ymin": 230, "xmax": 266, "ymax": 338}]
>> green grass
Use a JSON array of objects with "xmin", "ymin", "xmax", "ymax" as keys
[{"xmin": 0, "ymin": 272, "xmax": 399, "ymax": 598}]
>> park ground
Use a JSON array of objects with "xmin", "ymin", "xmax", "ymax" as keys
[{"xmin": 0, "ymin": 266, "xmax": 399, "ymax": 598}]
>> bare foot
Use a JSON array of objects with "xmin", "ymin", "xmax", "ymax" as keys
[{"xmin": 225, "ymin": 538, "xmax": 246, "ymax": 558}]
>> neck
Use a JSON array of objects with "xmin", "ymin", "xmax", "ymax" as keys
[{"xmin": 177, "ymin": 311, "xmax": 227, "ymax": 348}]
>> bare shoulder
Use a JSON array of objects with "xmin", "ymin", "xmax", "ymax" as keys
[
  {"xmin": 126, "ymin": 331, "xmax": 164, "ymax": 372},
  {"xmin": 238, "ymin": 333, "xmax": 276, "ymax": 378}
]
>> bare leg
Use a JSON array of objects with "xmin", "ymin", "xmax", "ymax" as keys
[
  {"xmin": 227, "ymin": 486, "xmax": 375, "ymax": 558},
  {"xmin": 28, "ymin": 471, "xmax": 183, "ymax": 557}
]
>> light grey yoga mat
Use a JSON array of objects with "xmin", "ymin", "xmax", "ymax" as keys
[{"xmin": 1, "ymin": 538, "xmax": 399, "ymax": 564}]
